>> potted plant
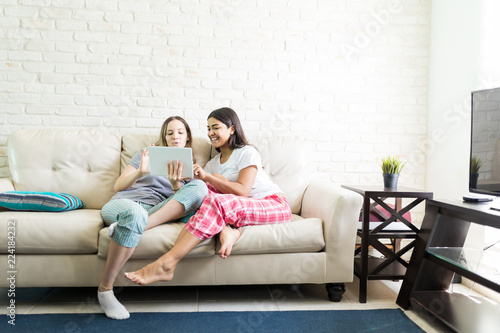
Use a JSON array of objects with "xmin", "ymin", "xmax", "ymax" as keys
[
  {"xmin": 381, "ymin": 155, "xmax": 405, "ymax": 189},
  {"xmin": 470, "ymin": 156, "xmax": 482, "ymax": 188}
]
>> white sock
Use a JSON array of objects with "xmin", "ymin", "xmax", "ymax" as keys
[
  {"xmin": 98, "ymin": 290, "xmax": 130, "ymax": 320},
  {"xmin": 108, "ymin": 222, "xmax": 118, "ymax": 237}
]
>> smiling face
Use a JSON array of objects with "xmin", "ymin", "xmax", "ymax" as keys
[
  {"xmin": 165, "ymin": 119, "xmax": 189, "ymax": 147},
  {"xmin": 207, "ymin": 117, "xmax": 234, "ymax": 150}
]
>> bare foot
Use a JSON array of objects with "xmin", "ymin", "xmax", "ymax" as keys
[
  {"xmin": 218, "ymin": 226, "xmax": 241, "ymax": 259},
  {"xmin": 124, "ymin": 260, "xmax": 175, "ymax": 285}
]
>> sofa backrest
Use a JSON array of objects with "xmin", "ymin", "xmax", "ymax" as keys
[
  {"xmin": 7, "ymin": 129, "xmax": 121, "ymax": 210},
  {"xmin": 7, "ymin": 130, "xmax": 311, "ymax": 214},
  {"xmin": 249, "ymin": 136, "xmax": 311, "ymax": 214}
]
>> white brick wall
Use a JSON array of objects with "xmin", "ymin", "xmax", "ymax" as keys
[{"xmin": 0, "ymin": 0, "xmax": 431, "ymax": 188}]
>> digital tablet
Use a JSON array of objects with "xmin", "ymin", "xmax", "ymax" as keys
[{"xmin": 147, "ymin": 146, "xmax": 194, "ymax": 178}]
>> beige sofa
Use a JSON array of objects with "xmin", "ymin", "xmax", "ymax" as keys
[{"xmin": 0, "ymin": 129, "xmax": 363, "ymax": 301}]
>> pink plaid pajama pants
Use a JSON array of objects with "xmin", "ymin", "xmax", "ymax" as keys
[{"xmin": 185, "ymin": 183, "xmax": 292, "ymax": 240}]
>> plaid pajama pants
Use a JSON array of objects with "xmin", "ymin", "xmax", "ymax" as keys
[{"xmin": 185, "ymin": 183, "xmax": 292, "ymax": 240}]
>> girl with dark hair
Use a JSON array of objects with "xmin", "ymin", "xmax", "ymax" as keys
[
  {"xmin": 98, "ymin": 116, "xmax": 207, "ymax": 320},
  {"xmin": 207, "ymin": 107, "xmax": 248, "ymax": 152},
  {"xmin": 125, "ymin": 107, "xmax": 292, "ymax": 285}
]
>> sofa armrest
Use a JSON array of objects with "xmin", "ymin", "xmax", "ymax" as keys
[
  {"xmin": 301, "ymin": 180, "xmax": 363, "ymax": 280},
  {"xmin": 0, "ymin": 178, "xmax": 15, "ymax": 192}
]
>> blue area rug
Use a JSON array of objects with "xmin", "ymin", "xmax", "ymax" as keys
[{"xmin": 3, "ymin": 309, "xmax": 424, "ymax": 333}]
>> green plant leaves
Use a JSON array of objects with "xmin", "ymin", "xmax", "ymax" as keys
[
  {"xmin": 470, "ymin": 156, "xmax": 482, "ymax": 174},
  {"xmin": 381, "ymin": 156, "xmax": 405, "ymax": 174}
]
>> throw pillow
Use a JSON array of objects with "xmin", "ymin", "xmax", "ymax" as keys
[
  {"xmin": 359, "ymin": 203, "xmax": 412, "ymax": 222},
  {"xmin": 0, "ymin": 191, "xmax": 85, "ymax": 212}
]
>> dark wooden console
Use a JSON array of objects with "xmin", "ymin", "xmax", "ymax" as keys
[{"xmin": 397, "ymin": 199, "xmax": 500, "ymax": 332}]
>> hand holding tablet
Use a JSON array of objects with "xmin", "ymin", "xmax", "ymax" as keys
[{"xmin": 147, "ymin": 146, "xmax": 194, "ymax": 178}]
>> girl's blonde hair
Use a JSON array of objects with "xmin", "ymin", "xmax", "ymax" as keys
[
  {"xmin": 155, "ymin": 116, "xmax": 196, "ymax": 163},
  {"xmin": 155, "ymin": 116, "xmax": 193, "ymax": 147}
]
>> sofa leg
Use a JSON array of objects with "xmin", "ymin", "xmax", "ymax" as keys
[{"xmin": 326, "ymin": 283, "xmax": 346, "ymax": 302}]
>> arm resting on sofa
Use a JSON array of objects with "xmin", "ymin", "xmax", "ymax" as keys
[{"xmin": 301, "ymin": 180, "xmax": 363, "ymax": 280}]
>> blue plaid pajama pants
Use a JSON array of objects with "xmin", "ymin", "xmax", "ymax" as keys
[{"xmin": 100, "ymin": 179, "xmax": 208, "ymax": 248}]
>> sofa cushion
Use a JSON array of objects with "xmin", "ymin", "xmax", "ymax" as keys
[
  {"xmin": 250, "ymin": 136, "xmax": 311, "ymax": 214},
  {"xmin": 0, "ymin": 191, "xmax": 84, "ymax": 212},
  {"xmin": 98, "ymin": 222, "xmax": 216, "ymax": 259},
  {"xmin": 224, "ymin": 215, "xmax": 325, "ymax": 255},
  {"xmin": 359, "ymin": 203, "xmax": 411, "ymax": 223},
  {"xmin": 8, "ymin": 129, "xmax": 121, "ymax": 210},
  {"xmin": 0, "ymin": 209, "xmax": 102, "ymax": 254}
]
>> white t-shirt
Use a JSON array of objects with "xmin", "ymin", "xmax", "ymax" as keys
[{"xmin": 204, "ymin": 145, "xmax": 283, "ymax": 199}]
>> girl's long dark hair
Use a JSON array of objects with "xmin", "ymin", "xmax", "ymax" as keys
[{"xmin": 208, "ymin": 107, "xmax": 248, "ymax": 152}]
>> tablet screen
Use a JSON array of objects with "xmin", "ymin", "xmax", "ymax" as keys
[{"xmin": 147, "ymin": 146, "xmax": 194, "ymax": 178}]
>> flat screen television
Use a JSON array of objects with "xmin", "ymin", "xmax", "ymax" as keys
[{"xmin": 469, "ymin": 87, "xmax": 500, "ymax": 203}]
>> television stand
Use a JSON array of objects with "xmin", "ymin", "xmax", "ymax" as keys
[{"xmin": 397, "ymin": 199, "xmax": 500, "ymax": 333}]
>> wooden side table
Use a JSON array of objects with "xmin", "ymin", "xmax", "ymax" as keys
[{"xmin": 342, "ymin": 185, "xmax": 433, "ymax": 303}]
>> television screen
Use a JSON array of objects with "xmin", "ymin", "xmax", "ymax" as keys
[{"xmin": 470, "ymin": 87, "xmax": 500, "ymax": 196}]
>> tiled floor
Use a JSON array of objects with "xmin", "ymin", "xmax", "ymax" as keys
[{"xmin": 0, "ymin": 278, "xmax": 464, "ymax": 332}]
